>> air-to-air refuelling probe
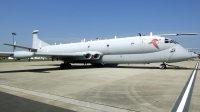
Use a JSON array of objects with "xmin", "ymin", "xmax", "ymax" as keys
[{"xmin": 0, "ymin": 30, "xmax": 198, "ymax": 69}]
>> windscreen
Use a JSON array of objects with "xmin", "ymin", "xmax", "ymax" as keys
[{"xmin": 165, "ymin": 38, "xmax": 179, "ymax": 44}]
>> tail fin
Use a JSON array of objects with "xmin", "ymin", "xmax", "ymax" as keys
[{"xmin": 32, "ymin": 30, "xmax": 50, "ymax": 49}]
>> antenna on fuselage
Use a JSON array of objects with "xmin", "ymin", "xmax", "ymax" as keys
[
  {"xmin": 138, "ymin": 33, "xmax": 141, "ymax": 36},
  {"xmin": 150, "ymin": 32, "xmax": 153, "ymax": 36},
  {"xmin": 82, "ymin": 39, "xmax": 85, "ymax": 42}
]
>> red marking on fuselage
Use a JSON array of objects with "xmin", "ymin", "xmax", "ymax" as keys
[{"xmin": 148, "ymin": 39, "xmax": 160, "ymax": 49}]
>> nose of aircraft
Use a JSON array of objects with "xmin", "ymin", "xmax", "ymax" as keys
[
  {"xmin": 168, "ymin": 45, "xmax": 193, "ymax": 62},
  {"xmin": 189, "ymin": 52, "xmax": 198, "ymax": 58}
]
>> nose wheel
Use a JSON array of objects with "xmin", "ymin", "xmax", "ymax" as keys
[{"xmin": 159, "ymin": 63, "xmax": 167, "ymax": 69}]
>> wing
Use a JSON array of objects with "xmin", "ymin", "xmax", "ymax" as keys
[
  {"xmin": 156, "ymin": 33, "xmax": 198, "ymax": 36},
  {"xmin": 0, "ymin": 52, "xmax": 85, "ymax": 59},
  {"xmin": 35, "ymin": 52, "xmax": 84, "ymax": 57},
  {"xmin": 0, "ymin": 51, "xmax": 102, "ymax": 60},
  {"xmin": 35, "ymin": 51, "xmax": 103, "ymax": 59}
]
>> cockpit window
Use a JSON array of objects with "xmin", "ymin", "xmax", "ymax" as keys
[
  {"xmin": 165, "ymin": 39, "xmax": 169, "ymax": 43},
  {"xmin": 165, "ymin": 38, "xmax": 179, "ymax": 44}
]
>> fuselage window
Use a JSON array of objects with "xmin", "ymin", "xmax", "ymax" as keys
[
  {"xmin": 107, "ymin": 44, "xmax": 109, "ymax": 47},
  {"xmin": 165, "ymin": 39, "xmax": 169, "ymax": 43}
]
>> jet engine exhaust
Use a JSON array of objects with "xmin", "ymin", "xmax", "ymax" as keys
[
  {"xmin": 84, "ymin": 53, "xmax": 92, "ymax": 59},
  {"xmin": 93, "ymin": 54, "xmax": 101, "ymax": 59}
]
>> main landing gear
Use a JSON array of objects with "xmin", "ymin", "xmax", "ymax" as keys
[
  {"xmin": 60, "ymin": 60, "xmax": 71, "ymax": 69},
  {"xmin": 60, "ymin": 63, "xmax": 71, "ymax": 69},
  {"xmin": 159, "ymin": 62, "xmax": 167, "ymax": 69}
]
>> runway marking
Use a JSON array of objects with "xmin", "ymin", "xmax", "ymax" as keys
[
  {"xmin": 0, "ymin": 84, "xmax": 132, "ymax": 112},
  {"xmin": 172, "ymin": 60, "xmax": 199, "ymax": 112}
]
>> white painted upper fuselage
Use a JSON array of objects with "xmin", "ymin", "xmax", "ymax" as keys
[
  {"xmin": 37, "ymin": 35, "xmax": 192, "ymax": 64},
  {"xmin": 0, "ymin": 30, "xmax": 197, "ymax": 66}
]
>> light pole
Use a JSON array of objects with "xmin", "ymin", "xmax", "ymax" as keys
[{"xmin": 12, "ymin": 32, "xmax": 16, "ymax": 52}]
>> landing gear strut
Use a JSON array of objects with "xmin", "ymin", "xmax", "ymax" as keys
[
  {"xmin": 159, "ymin": 62, "xmax": 167, "ymax": 69},
  {"xmin": 60, "ymin": 60, "xmax": 71, "ymax": 69}
]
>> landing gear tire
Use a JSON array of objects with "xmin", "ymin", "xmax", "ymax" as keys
[
  {"xmin": 159, "ymin": 64, "xmax": 166, "ymax": 69},
  {"xmin": 60, "ymin": 63, "xmax": 71, "ymax": 69},
  {"xmin": 67, "ymin": 64, "xmax": 71, "ymax": 69},
  {"xmin": 60, "ymin": 63, "xmax": 65, "ymax": 69}
]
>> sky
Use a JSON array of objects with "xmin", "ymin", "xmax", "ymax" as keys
[{"xmin": 0, "ymin": 0, "xmax": 200, "ymax": 53}]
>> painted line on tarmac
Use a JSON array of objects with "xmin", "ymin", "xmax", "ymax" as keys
[
  {"xmin": 171, "ymin": 60, "xmax": 199, "ymax": 112},
  {"xmin": 0, "ymin": 84, "xmax": 133, "ymax": 112}
]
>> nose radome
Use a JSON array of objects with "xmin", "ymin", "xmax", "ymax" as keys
[
  {"xmin": 168, "ymin": 45, "xmax": 192, "ymax": 62},
  {"xmin": 191, "ymin": 53, "xmax": 198, "ymax": 58}
]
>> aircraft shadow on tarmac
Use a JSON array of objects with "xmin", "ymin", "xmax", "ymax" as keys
[
  {"xmin": 0, "ymin": 68, "xmax": 60, "ymax": 73},
  {"xmin": 0, "ymin": 64, "xmax": 193, "ymax": 74}
]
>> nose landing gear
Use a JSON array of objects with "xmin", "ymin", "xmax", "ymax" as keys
[{"xmin": 159, "ymin": 63, "xmax": 167, "ymax": 69}]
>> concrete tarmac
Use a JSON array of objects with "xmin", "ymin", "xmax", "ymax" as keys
[
  {"xmin": 0, "ymin": 91, "xmax": 74, "ymax": 112},
  {"xmin": 0, "ymin": 60, "xmax": 199, "ymax": 112}
]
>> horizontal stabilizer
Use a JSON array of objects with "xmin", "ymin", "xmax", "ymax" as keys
[{"xmin": 4, "ymin": 43, "xmax": 37, "ymax": 52}]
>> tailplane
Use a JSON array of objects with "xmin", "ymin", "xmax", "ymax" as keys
[{"xmin": 32, "ymin": 30, "xmax": 50, "ymax": 49}]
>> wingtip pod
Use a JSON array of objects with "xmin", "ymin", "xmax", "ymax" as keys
[{"xmin": 13, "ymin": 51, "xmax": 35, "ymax": 59}]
